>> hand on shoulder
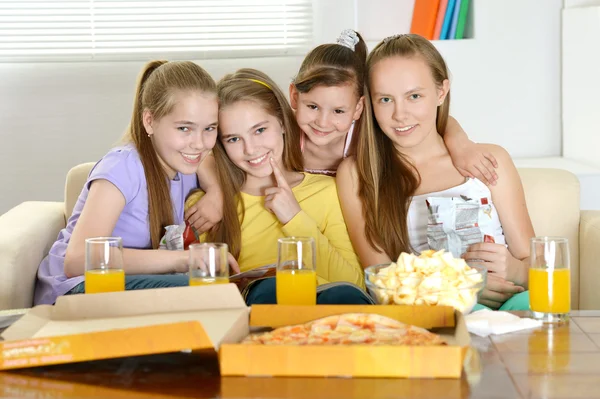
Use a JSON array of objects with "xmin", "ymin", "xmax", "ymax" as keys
[
  {"xmin": 476, "ymin": 144, "xmax": 519, "ymax": 190},
  {"xmin": 478, "ymin": 144, "xmax": 512, "ymax": 166}
]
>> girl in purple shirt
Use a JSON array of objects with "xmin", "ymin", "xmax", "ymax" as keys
[{"xmin": 35, "ymin": 60, "xmax": 230, "ymax": 305}]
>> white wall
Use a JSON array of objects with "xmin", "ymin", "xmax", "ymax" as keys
[
  {"xmin": 564, "ymin": 0, "xmax": 600, "ymax": 6},
  {"xmin": 0, "ymin": 57, "xmax": 304, "ymax": 214},
  {"xmin": 0, "ymin": 0, "xmax": 564, "ymax": 214},
  {"xmin": 562, "ymin": 5, "xmax": 600, "ymax": 168}
]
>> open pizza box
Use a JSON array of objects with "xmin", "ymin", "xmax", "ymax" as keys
[
  {"xmin": 219, "ymin": 304, "xmax": 471, "ymax": 379},
  {"xmin": 0, "ymin": 284, "xmax": 249, "ymax": 371},
  {"xmin": 2, "ymin": 283, "xmax": 470, "ymax": 379}
]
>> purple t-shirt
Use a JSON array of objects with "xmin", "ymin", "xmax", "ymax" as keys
[{"xmin": 34, "ymin": 145, "xmax": 199, "ymax": 305}]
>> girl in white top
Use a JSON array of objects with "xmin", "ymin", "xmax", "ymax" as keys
[
  {"xmin": 408, "ymin": 178, "xmax": 506, "ymax": 254},
  {"xmin": 337, "ymin": 34, "xmax": 535, "ymax": 310}
]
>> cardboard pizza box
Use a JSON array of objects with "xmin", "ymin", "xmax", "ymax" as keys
[
  {"xmin": 219, "ymin": 305, "xmax": 470, "ymax": 379},
  {"xmin": 220, "ymin": 375, "xmax": 471, "ymax": 399},
  {"xmin": 0, "ymin": 284, "xmax": 249, "ymax": 370}
]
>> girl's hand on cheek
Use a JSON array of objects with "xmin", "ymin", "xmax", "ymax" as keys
[{"xmin": 263, "ymin": 158, "xmax": 301, "ymax": 224}]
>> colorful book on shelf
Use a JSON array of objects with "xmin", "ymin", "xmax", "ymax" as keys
[
  {"xmin": 410, "ymin": 0, "xmax": 441, "ymax": 40},
  {"xmin": 454, "ymin": 0, "xmax": 470, "ymax": 39},
  {"xmin": 448, "ymin": 0, "xmax": 462, "ymax": 39},
  {"xmin": 433, "ymin": 0, "xmax": 449, "ymax": 40},
  {"xmin": 440, "ymin": 0, "xmax": 457, "ymax": 40}
]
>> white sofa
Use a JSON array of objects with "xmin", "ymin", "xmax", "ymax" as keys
[{"xmin": 1, "ymin": 164, "xmax": 599, "ymax": 310}]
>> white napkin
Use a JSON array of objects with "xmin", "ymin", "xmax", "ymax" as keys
[{"xmin": 465, "ymin": 309, "xmax": 543, "ymax": 337}]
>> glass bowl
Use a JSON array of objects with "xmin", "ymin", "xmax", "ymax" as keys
[{"xmin": 364, "ymin": 263, "xmax": 488, "ymax": 314}]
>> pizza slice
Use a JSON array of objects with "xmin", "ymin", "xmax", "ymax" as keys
[{"xmin": 241, "ymin": 313, "xmax": 446, "ymax": 346}]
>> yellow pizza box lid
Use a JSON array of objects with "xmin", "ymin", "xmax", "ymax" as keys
[{"xmin": 1, "ymin": 284, "xmax": 249, "ymax": 370}]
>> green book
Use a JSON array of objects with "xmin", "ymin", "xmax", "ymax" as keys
[{"xmin": 455, "ymin": 0, "xmax": 470, "ymax": 39}]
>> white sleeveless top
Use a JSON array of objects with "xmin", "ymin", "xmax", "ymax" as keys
[{"xmin": 407, "ymin": 178, "xmax": 506, "ymax": 254}]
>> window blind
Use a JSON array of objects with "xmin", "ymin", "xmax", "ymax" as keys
[{"xmin": 0, "ymin": 0, "xmax": 313, "ymax": 61}]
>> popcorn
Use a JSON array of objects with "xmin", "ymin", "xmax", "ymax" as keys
[{"xmin": 366, "ymin": 250, "xmax": 485, "ymax": 313}]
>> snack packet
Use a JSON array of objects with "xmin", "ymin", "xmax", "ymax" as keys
[
  {"xmin": 426, "ymin": 194, "xmax": 502, "ymax": 258},
  {"xmin": 158, "ymin": 221, "xmax": 197, "ymax": 250}
]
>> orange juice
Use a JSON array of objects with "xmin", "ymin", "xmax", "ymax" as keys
[
  {"xmin": 189, "ymin": 277, "xmax": 230, "ymax": 286},
  {"xmin": 529, "ymin": 268, "xmax": 570, "ymax": 313},
  {"xmin": 276, "ymin": 269, "xmax": 317, "ymax": 305},
  {"xmin": 85, "ymin": 269, "xmax": 125, "ymax": 294}
]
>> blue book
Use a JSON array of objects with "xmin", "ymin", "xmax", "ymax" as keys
[
  {"xmin": 440, "ymin": 0, "xmax": 456, "ymax": 40},
  {"xmin": 448, "ymin": 0, "xmax": 462, "ymax": 39}
]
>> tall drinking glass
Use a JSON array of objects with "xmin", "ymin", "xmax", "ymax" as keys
[
  {"xmin": 85, "ymin": 237, "xmax": 125, "ymax": 294},
  {"xmin": 189, "ymin": 243, "xmax": 230, "ymax": 285},
  {"xmin": 276, "ymin": 237, "xmax": 317, "ymax": 305},
  {"xmin": 529, "ymin": 237, "xmax": 571, "ymax": 323}
]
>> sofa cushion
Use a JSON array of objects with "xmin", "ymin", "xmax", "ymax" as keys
[
  {"xmin": 0, "ymin": 201, "xmax": 65, "ymax": 309},
  {"xmin": 64, "ymin": 162, "xmax": 95, "ymax": 219}
]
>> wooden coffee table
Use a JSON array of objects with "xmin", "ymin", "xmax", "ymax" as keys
[{"xmin": 2, "ymin": 310, "xmax": 600, "ymax": 399}]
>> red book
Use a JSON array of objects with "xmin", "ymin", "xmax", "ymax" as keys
[
  {"xmin": 410, "ymin": 0, "xmax": 442, "ymax": 40},
  {"xmin": 433, "ymin": 0, "xmax": 449, "ymax": 40}
]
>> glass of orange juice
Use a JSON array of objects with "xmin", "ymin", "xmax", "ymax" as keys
[
  {"xmin": 529, "ymin": 237, "xmax": 571, "ymax": 323},
  {"xmin": 276, "ymin": 237, "xmax": 317, "ymax": 305},
  {"xmin": 189, "ymin": 243, "xmax": 230, "ymax": 286},
  {"xmin": 84, "ymin": 237, "xmax": 125, "ymax": 294}
]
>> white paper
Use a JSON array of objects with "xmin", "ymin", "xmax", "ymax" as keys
[{"xmin": 465, "ymin": 309, "xmax": 543, "ymax": 337}]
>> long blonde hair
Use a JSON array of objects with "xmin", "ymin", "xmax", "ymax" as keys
[
  {"xmin": 125, "ymin": 60, "xmax": 216, "ymax": 248},
  {"xmin": 356, "ymin": 34, "xmax": 451, "ymax": 259},
  {"xmin": 208, "ymin": 69, "xmax": 303, "ymax": 257}
]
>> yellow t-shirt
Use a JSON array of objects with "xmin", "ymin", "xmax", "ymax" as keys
[
  {"xmin": 189, "ymin": 173, "xmax": 364, "ymax": 289},
  {"xmin": 238, "ymin": 173, "xmax": 364, "ymax": 289}
]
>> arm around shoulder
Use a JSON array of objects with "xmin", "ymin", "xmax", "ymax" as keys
[{"xmin": 187, "ymin": 152, "xmax": 224, "ymax": 232}]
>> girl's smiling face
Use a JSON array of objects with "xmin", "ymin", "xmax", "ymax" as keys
[
  {"xmin": 218, "ymin": 100, "xmax": 285, "ymax": 179},
  {"xmin": 144, "ymin": 90, "xmax": 218, "ymax": 179},
  {"xmin": 370, "ymin": 56, "xmax": 448, "ymax": 151},
  {"xmin": 291, "ymin": 83, "xmax": 363, "ymax": 146}
]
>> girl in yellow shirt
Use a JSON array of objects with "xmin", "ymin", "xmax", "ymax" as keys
[{"xmin": 206, "ymin": 68, "xmax": 370, "ymax": 305}]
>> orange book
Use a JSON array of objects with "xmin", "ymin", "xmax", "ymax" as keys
[
  {"xmin": 433, "ymin": 0, "xmax": 449, "ymax": 40},
  {"xmin": 410, "ymin": 0, "xmax": 442, "ymax": 40}
]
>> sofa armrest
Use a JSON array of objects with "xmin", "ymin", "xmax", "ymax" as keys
[
  {"xmin": 0, "ymin": 202, "xmax": 65, "ymax": 310},
  {"xmin": 579, "ymin": 210, "xmax": 600, "ymax": 309}
]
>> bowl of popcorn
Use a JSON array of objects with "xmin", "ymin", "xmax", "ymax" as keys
[{"xmin": 365, "ymin": 250, "xmax": 487, "ymax": 314}]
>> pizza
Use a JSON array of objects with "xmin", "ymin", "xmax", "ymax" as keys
[{"xmin": 242, "ymin": 313, "xmax": 446, "ymax": 346}]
